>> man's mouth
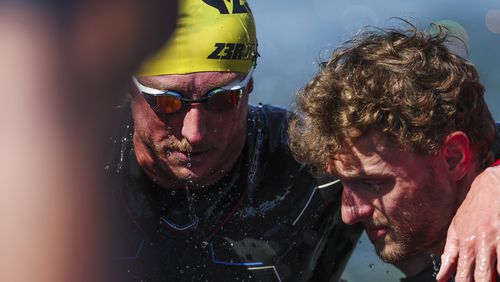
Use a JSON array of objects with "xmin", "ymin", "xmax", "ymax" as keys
[
  {"xmin": 168, "ymin": 150, "xmax": 207, "ymax": 162},
  {"xmin": 365, "ymin": 225, "xmax": 388, "ymax": 240}
]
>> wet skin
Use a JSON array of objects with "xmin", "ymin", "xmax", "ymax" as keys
[
  {"xmin": 130, "ymin": 72, "xmax": 250, "ymax": 190},
  {"xmin": 327, "ymin": 131, "xmax": 466, "ymax": 272}
]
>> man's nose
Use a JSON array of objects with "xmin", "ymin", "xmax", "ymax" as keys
[
  {"xmin": 181, "ymin": 106, "xmax": 206, "ymax": 145},
  {"xmin": 341, "ymin": 186, "xmax": 374, "ymax": 225}
]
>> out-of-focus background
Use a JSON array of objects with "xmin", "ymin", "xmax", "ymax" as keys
[
  {"xmin": 249, "ymin": 0, "xmax": 500, "ymax": 117},
  {"xmin": 248, "ymin": 0, "xmax": 500, "ymax": 281}
]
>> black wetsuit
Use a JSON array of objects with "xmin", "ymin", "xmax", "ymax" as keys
[{"xmin": 107, "ymin": 104, "xmax": 361, "ymax": 281}]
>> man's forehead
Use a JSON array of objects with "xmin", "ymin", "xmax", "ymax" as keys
[
  {"xmin": 336, "ymin": 132, "xmax": 390, "ymax": 158},
  {"xmin": 329, "ymin": 132, "xmax": 405, "ymax": 177},
  {"xmin": 331, "ymin": 150, "xmax": 389, "ymax": 178},
  {"xmin": 137, "ymin": 71, "xmax": 244, "ymax": 90}
]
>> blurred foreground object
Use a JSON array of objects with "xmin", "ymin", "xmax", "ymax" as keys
[{"xmin": 0, "ymin": 1, "xmax": 177, "ymax": 281}]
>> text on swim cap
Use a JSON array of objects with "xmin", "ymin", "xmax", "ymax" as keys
[
  {"xmin": 202, "ymin": 0, "xmax": 249, "ymax": 14},
  {"xmin": 208, "ymin": 43, "xmax": 256, "ymax": 60}
]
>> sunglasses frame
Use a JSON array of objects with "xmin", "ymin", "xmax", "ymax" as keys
[{"xmin": 133, "ymin": 66, "xmax": 254, "ymax": 114}]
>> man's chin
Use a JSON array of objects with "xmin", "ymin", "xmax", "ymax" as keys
[
  {"xmin": 376, "ymin": 241, "xmax": 412, "ymax": 264},
  {"xmin": 167, "ymin": 166, "xmax": 217, "ymax": 188},
  {"xmin": 170, "ymin": 167, "xmax": 200, "ymax": 181}
]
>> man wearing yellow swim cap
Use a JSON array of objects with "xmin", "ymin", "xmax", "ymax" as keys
[{"xmin": 108, "ymin": 0, "xmax": 360, "ymax": 280}]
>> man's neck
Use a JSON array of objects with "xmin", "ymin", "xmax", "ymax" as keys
[
  {"xmin": 456, "ymin": 164, "xmax": 480, "ymax": 206},
  {"xmin": 394, "ymin": 251, "xmax": 434, "ymax": 277}
]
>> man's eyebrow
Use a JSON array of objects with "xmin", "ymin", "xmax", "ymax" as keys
[
  {"xmin": 341, "ymin": 175, "xmax": 393, "ymax": 182},
  {"xmin": 335, "ymin": 168, "xmax": 393, "ymax": 180}
]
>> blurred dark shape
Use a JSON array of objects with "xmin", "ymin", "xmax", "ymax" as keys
[{"xmin": 0, "ymin": 1, "xmax": 178, "ymax": 281}]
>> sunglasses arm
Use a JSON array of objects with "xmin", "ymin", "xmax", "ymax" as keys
[
  {"xmin": 132, "ymin": 77, "xmax": 165, "ymax": 96},
  {"xmin": 220, "ymin": 66, "xmax": 255, "ymax": 91}
]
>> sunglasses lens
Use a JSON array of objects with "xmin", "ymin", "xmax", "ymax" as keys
[
  {"xmin": 207, "ymin": 90, "xmax": 241, "ymax": 111},
  {"xmin": 156, "ymin": 94, "xmax": 182, "ymax": 114}
]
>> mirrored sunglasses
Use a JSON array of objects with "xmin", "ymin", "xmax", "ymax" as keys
[{"xmin": 133, "ymin": 67, "xmax": 254, "ymax": 114}]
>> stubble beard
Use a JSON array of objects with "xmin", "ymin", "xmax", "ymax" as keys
[
  {"xmin": 375, "ymin": 171, "xmax": 454, "ymax": 264},
  {"xmin": 376, "ymin": 222, "xmax": 413, "ymax": 264}
]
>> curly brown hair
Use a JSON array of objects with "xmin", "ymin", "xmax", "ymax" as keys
[{"xmin": 289, "ymin": 25, "xmax": 496, "ymax": 174}]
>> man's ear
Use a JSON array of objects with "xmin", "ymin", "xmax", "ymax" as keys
[{"xmin": 440, "ymin": 131, "xmax": 471, "ymax": 181}]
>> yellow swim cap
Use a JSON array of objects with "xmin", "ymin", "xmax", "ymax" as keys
[{"xmin": 137, "ymin": 0, "xmax": 258, "ymax": 76}]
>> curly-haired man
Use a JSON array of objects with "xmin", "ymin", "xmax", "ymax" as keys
[{"xmin": 290, "ymin": 26, "xmax": 500, "ymax": 281}]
